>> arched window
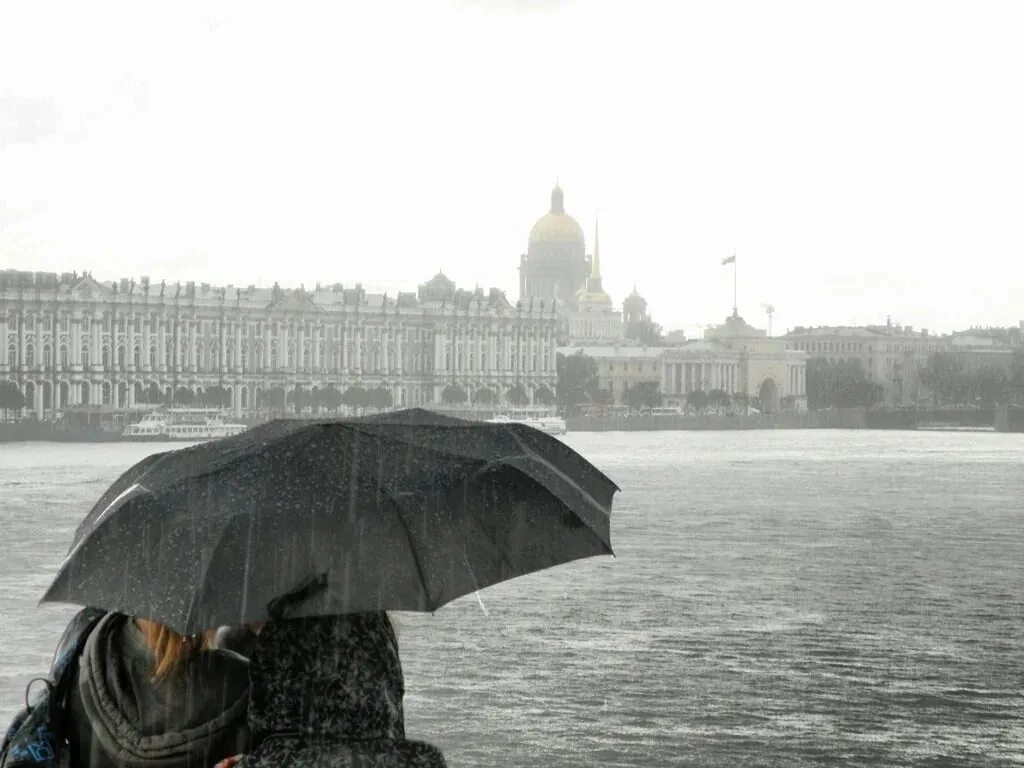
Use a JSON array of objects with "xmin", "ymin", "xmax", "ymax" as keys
[
  {"xmin": 44, "ymin": 346, "xmax": 52, "ymax": 367},
  {"xmin": 25, "ymin": 344, "xmax": 34, "ymax": 368},
  {"xmin": 60, "ymin": 346, "xmax": 69, "ymax": 369},
  {"xmin": 102, "ymin": 347, "xmax": 111, "ymax": 369},
  {"xmin": 81, "ymin": 344, "xmax": 90, "ymax": 368},
  {"xmin": 9, "ymin": 345, "xmax": 17, "ymax": 368}
]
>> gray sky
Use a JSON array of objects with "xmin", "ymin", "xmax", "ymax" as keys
[{"xmin": 1, "ymin": 0, "xmax": 1021, "ymax": 338}]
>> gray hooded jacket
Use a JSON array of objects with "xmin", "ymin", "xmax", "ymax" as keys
[{"xmin": 68, "ymin": 614, "xmax": 250, "ymax": 768}]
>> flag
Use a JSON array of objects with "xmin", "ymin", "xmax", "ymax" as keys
[{"xmin": 721, "ymin": 254, "xmax": 736, "ymax": 265}]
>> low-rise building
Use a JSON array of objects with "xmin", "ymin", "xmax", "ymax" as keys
[
  {"xmin": 556, "ymin": 344, "xmax": 662, "ymax": 404},
  {"xmin": 784, "ymin": 320, "xmax": 946, "ymax": 407}
]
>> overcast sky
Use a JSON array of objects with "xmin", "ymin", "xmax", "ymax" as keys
[{"xmin": 1, "ymin": 1, "xmax": 1021, "ymax": 338}]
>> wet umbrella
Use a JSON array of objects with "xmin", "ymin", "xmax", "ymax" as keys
[{"xmin": 43, "ymin": 410, "xmax": 617, "ymax": 635}]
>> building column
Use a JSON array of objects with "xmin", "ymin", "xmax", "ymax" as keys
[
  {"xmin": 395, "ymin": 326, "xmax": 403, "ymax": 376},
  {"xmin": 312, "ymin": 325, "xmax": 321, "ymax": 371},
  {"xmin": 0, "ymin": 314, "xmax": 7, "ymax": 374},
  {"xmin": 187, "ymin": 320, "xmax": 196, "ymax": 372},
  {"xmin": 341, "ymin": 322, "xmax": 349, "ymax": 374},
  {"xmin": 234, "ymin": 321, "xmax": 243, "ymax": 373}
]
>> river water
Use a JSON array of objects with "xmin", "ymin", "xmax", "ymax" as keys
[{"xmin": 1, "ymin": 431, "xmax": 1022, "ymax": 767}]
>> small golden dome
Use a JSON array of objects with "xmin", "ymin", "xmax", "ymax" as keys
[{"xmin": 574, "ymin": 286, "xmax": 613, "ymax": 308}]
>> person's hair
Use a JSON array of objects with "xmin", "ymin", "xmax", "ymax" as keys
[{"xmin": 136, "ymin": 618, "xmax": 218, "ymax": 681}]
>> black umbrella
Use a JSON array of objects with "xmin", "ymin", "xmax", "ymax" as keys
[{"xmin": 43, "ymin": 410, "xmax": 617, "ymax": 635}]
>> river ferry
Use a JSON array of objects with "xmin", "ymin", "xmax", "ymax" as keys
[
  {"xmin": 486, "ymin": 411, "xmax": 568, "ymax": 435},
  {"xmin": 122, "ymin": 408, "xmax": 248, "ymax": 442}
]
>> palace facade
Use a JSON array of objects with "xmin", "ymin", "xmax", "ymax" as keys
[{"xmin": 0, "ymin": 269, "xmax": 558, "ymax": 418}]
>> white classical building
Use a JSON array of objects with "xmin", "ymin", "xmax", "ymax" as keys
[
  {"xmin": 0, "ymin": 269, "xmax": 558, "ymax": 418},
  {"xmin": 661, "ymin": 313, "xmax": 807, "ymax": 412}
]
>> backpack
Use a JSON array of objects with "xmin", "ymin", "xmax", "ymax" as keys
[{"xmin": 0, "ymin": 608, "xmax": 106, "ymax": 768}]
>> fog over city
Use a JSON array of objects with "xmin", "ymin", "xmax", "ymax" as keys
[{"xmin": 1, "ymin": 1, "xmax": 1021, "ymax": 337}]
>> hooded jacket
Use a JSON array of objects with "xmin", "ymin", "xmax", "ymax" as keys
[
  {"xmin": 68, "ymin": 613, "xmax": 250, "ymax": 768},
  {"xmin": 239, "ymin": 613, "xmax": 446, "ymax": 768}
]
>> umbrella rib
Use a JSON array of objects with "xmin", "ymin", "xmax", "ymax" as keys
[{"xmin": 391, "ymin": 502, "xmax": 433, "ymax": 609}]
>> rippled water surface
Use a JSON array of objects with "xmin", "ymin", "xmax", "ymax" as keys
[{"xmin": 1, "ymin": 431, "xmax": 1022, "ymax": 767}]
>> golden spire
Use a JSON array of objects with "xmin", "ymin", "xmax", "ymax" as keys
[{"xmin": 591, "ymin": 217, "xmax": 602, "ymax": 280}]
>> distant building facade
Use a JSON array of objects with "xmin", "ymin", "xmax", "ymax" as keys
[
  {"xmin": 784, "ymin": 321, "xmax": 946, "ymax": 406},
  {"xmin": 661, "ymin": 313, "xmax": 807, "ymax": 412},
  {"xmin": 0, "ymin": 269, "xmax": 558, "ymax": 419},
  {"xmin": 557, "ymin": 344, "xmax": 662, "ymax": 405}
]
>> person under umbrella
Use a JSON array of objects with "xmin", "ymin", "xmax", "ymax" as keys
[
  {"xmin": 221, "ymin": 606, "xmax": 446, "ymax": 768},
  {"xmin": 42, "ymin": 412, "xmax": 618, "ymax": 767},
  {"xmin": 66, "ymin": 615, "xmax": 251, "ymax": 768}
]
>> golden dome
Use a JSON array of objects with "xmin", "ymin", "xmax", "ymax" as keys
[
  {"xmin": 529, "ymin": 212, "xmax": 585, "ymax": 245},
  {"xmin": 574, "ymin": 287, "xmax": 613, "ymax": 308},
  {"xmin": 528, "ymin": 185, "xmax": 585, "ymax": 246}
]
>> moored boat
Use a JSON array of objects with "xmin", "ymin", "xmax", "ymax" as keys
[
  {"xmin": 122, "ymin": 408, "xmax": 248, "ymax": 441},
  {"xmin": 486, "ymin": 412, "xmax": 567, "ymax": 435}
]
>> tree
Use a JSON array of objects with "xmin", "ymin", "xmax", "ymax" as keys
[
  {"xmin": 808, "ymin": 357, "xmax": 885, "ymax": 409},
  {"xmin": 368, "ymin": 386, "xmax": 393, "ymax": 411},
  {"xmin": 1011, "ymin": 349, "xmax": 1024, "ymax": 405},
  {"xmin": 707, "ymin": 388, "xmax": 731, "ymax": 414},
  {"xmin": 556, "ymin": 352, "xmax": 599, "ymax": 415},
  {"xmin": 972, "ymin": 366, "xmax": 1009, "ymax": 406},
  {"xmin": 173, "ymin": 386, "xmax": 194, "ymax": 405},
  {"xmin": 507, "ymin": 382, "xmax": 528, "ymax": 406},
  {"xmin": 441, "ymin": 384, "xmax": 468, "ymax": 405},
  {"xmin": 919, "ymin": 352, "xmax": 966, "ymax": 406},
  {"xmin": 686, "ymin": 389, "xmax": 708, "ymax": 413},
  {"xmin": 534, "ymin": 384, "xmax": 556, "ymax": 406},
  {"xmin": 289, "ymin": 385, "xmax": 309, "ymax": 414},
  {"xmin": 269, "ymin": 386, "xmax": 287, "ymax": 413},
  {"xmin": 0, "ymin": 381, "xmax": 26, "ymax": 419},
  {"xmin": 472, "ymin": 387, "xmax": 496, "ymax": 406},
  {"xmin": 320, "ymin": 385, "xmax": 343, "ymax": 413},
  {"xmin": 627, "ymin": 381, "xmax": 662, "ymax": 412},
  {"xmin": 624, "ymin": 319, "xmax": 664, "ymax": 347},
  {"xmin": 342, "ymin": 385, "xmax": 369, "ymax": 413}
]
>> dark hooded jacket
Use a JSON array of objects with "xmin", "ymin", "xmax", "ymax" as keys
[
  {"xmin": 68, "ymin": 613, "xmax": 250, "ymax": 768},
  {"xmin": 239, "ymin": 613, "xmax": 446, "ymax": 768}
]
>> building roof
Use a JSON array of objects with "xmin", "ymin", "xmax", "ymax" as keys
[{"xmin": 557, "ymin": 345, "xmax": 663, "ymax": 359}]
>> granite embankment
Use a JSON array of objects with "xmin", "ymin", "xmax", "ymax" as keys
[{"xmin": 567, "ymin": 406, "xmax": 1023, "ymax": 432}]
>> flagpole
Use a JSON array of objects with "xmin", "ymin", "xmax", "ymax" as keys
[{"xmin": 732, "ymin": 252, "xmax": 737, "ymax": 317}]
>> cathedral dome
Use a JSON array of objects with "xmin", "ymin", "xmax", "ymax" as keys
[{"xmin": 528, "ymin": 185, "xmax": 585, "ymax": 246}]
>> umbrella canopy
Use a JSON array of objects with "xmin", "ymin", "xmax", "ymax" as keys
[{"xmin": 43, "ymin": 410, "xmax": 617, "ymax": 635}]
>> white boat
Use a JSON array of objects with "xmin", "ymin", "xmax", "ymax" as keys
[
  {"xmin": 122, "ymin": 408, "xmax": 248, "ymax": 441},
  {"xmin": 486, "ymin": 413, "xmax": 568, "ymax": 435}
]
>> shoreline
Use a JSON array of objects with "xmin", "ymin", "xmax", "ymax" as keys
[{"xmin": 1, "ymin": 406, "xmax": 1021, "ymax": 441}]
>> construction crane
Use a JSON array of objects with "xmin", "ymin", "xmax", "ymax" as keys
[{"xmin": 761, "ymin": 303, "xmax": 775, "ymax": 336}]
